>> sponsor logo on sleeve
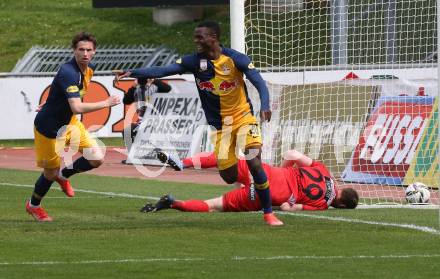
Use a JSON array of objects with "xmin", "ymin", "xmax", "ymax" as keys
[
  {"xmin": 66, "ymin": 85, "xmax": 79, "ymax": 94},
  {"xmin": 324, "ymin": 177, "xmax": 336, "ymax": 205},
  {"xmin": 176, "ymin": 58, "xmax": 182, "ymax": 64},
  {"xmin": 248, "ymin": 62, "xmax": 255, "ymax": 69},
  {"xmin": 249, "ymin": 183, "xmax": 256, "ymax": 201}
]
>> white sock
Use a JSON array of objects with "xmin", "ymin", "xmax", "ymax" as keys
[{"xmin": 29, "ymin": 200, "xmax": 40, "ymax": 208}]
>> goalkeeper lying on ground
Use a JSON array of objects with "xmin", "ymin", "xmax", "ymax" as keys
[{"xmin": 141, "ymin": 149, "xmax": 359, "ymax": 213}]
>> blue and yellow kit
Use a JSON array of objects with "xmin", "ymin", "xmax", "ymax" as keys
[
  {"xmin": 130, "ymin": 47, "xmax": 271, "ymax": 169},
  {"xmin": 34, "ymin": 58, "xmax": 96, "ymax": 168},
  {"xmin": 131, "ymin": 47, "xmax": 269, "ymax": 129}
]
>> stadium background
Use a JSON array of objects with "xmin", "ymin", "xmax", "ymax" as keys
[{"xmin": 0, "ymin": 1, "xmax": 439, "ymax": 278}]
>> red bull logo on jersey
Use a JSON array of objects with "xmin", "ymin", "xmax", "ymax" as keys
[
  {"xmin": 197, "ymin": 80, "xmax": 215, "ymax": 92},
  {"xmin": 196, "ymin": 79, "xmax": 238, "ymax": 93},
  {"xmin": 219, "ymin": 80, "xmax": 237, "ymax": 91}
]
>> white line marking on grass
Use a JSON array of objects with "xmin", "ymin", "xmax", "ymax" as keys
[
  {"xmin": 0, "ymin": 182, "xmax": 159, "ymax": 201},
  {"xmin": 277, "ymin": 211, "xmax": 440, "ymax": 235},
  {"xmin": 0, "ymin": 196, "xmax": 108, "ymax": 200},
  {"xmin": 42, "ymin": 196, "xmax": 113, "ymax": 199},
  {"xmin": 234, "ymin": 254, "xmax": 440, "ymax": 260},
  {"xmin": 1, "ymin": 182, "xmax": 438, "ymax": 235},
  {"xmin": 1, "ymin": 254, "xmax": 440, "ymax": 266},
  {"xmin": 0, "ymin": 258, "xmax": 204, "ymax": 266},
  {"xmin": 357, "ymin": 204, "xmax": 439, "ymax": 209}
]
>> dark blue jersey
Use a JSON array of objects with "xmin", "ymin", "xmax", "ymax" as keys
[
  {"xmin": 129, "ymin": 47, "xmax": 269, "ymax": 129},
  {"xmin": 34, "ymin": 58, "xmax": 95, "ymax": 138}
]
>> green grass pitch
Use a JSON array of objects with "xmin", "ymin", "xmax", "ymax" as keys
[{"xmin": 0, "ymin": 168, "xmax": 439, "ymax": 278}]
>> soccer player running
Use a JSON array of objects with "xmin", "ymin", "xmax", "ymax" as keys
[
  {"xmin": 115, "ymin": 21, "xmax": 283, "ymax": 226},
  {"xmin": 142, "ymin": 150, "xmax": 359, "ymax": 213},
  {"xmin": 26, "ymin": 32, "xmax": 120, "ymax": 222}
]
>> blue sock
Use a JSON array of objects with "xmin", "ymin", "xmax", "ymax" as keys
[
  {"xmin": 62, "ymin": 157, "xmax": 95, "ymax": 178},
  {"xmin": 252, "ymin": 169, "xmax": 273, "ymax": 214},
  {"xmin": 31, "ymin": 173, "xmax": 54, "ymax": 206}
]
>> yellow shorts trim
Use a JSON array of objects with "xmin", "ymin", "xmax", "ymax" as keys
[
  {"xmin": 214, "ymin": 121, "xmax": 262, "ymax": 170},
  {"xmin": 34, "ymin": 117, "xmax": 97, "ymax": 169}
]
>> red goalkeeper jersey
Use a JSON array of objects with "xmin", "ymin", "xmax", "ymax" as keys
[
  {"xmin": 235, "ymin": 160, "xmax": 337, "ymax": 209},
  {"xmin": 285, "ymin": 161, "xmax": 338, "ymax": 210},
  {"xmin": 236, "ymin": 160, "xmax": 293, "ymax": 206}
]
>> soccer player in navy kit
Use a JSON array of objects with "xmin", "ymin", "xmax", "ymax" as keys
[
  {"xmin": 115, "ymin": 21, "xmax": 283, "ymax": 226},
  {"xmin": 26, "ymin": 32, "xmax": 120, "ymax": 221}
]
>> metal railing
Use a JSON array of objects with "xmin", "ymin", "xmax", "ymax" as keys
[{"xmin": 10, "ymin": 45, "xmax": 179, "ymax": 75}]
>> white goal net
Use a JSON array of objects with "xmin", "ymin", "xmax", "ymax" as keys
[{"xmin": 241, "ymin": 0, "xmax": 439, "ymax": 205}]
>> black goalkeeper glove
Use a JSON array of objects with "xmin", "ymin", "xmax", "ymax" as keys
[{"xmin": 140, "ymin": 203, "xmax": 156, "ymax": 213}]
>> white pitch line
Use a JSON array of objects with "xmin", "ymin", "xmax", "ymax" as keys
[
  {"xmin": 277, "ymin": 211, "xmax": 440, "ymax": 235},
  {"xmin": 0, "ymin": 182, "xmax": 158, "ymax": 201},
  {"xmin": 233, "ymin": 254, "xmax": 440, "ymax": 260},
  {"xmin": 1, "ymin": 181, "xmax": 438, "ymax": 235},
  {"xmin": 0, "ymin": 196, "xmax": 108, "ymax": 200},
  {"xmin": 1, "ymin": 254, "xmax": 440, "ymax": 266}
]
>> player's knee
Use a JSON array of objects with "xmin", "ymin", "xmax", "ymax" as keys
[
  {"xmin": 43, "ymin": 169, "xmax": 59, "ymax": 181},
  {"xmin": 220, "ymin": 175, "xmax": 237, "ymax": 184},
  {"xmin": 219, "ymin": 166, "xmax": 238, "ymax": 184},
  {"xmin": 89, "ymin": 159, "xmax": 104, "ymax": 168},
  {"xmin": 220, "ymin": 172, "xmax": 237, "ymax": 184}
]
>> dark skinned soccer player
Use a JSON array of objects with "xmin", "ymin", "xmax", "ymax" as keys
[{"xmin": 115, "ymin": 21, "xmax": 282, "ymax": 226}]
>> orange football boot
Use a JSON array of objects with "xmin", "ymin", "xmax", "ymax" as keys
[
  {"xmin": 55, "ymin": 176, "xmax": 74, "ymax": 197},
  {"xmin": 26, "ymin": 201, "xmax": 53, "ymax": 222},
  {"xmin": 263, "ymin": 213, "xmax": 284, "ymax": 226}
]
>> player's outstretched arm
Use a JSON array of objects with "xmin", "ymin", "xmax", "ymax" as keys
[
  {"xmin": 114, "ymin": 64, "xmax": 186, "ymax": 82},
  {"xmin": 281, "ymin": 149, "xmax": 313, "ymax": 168},
  {"xmin": 68, "ymin": 95, "xmax": 120, "ymax": 114}
]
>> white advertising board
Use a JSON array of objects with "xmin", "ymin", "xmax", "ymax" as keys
[
  {"xmin": 126, "ymin": 87, "xmax": 207, "ymax": 166},
  {"xmin": 0, "ymin": 75, "xmax": 193, "ymax": 139}
]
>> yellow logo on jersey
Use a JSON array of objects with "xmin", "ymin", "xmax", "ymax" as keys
[
  {"xmin": 221, "ymin": 64, "xmax": 231, "ymax": 75},
  {"xmin": 66, "ymin": 85, "xmax": 79, "ymax": 93},
  {"xmin": 176, "ymin": 58, "xmax": 182, "ymax": 64},
  {"xmin": 248, "ymin": 63, "xmax": 255, "ymax": 69}
]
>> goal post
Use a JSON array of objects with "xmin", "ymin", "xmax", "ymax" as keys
[
  {"xmin": 437, "ymin": 0, "xmax": 440, "ymax": 225},
  {"xmin": 230, "ymin": 0, "xmax": 246, "ymax": 53},
  {"xmin": 231, "ymin": 0, "xmax": 440, "ymax": 206}
]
